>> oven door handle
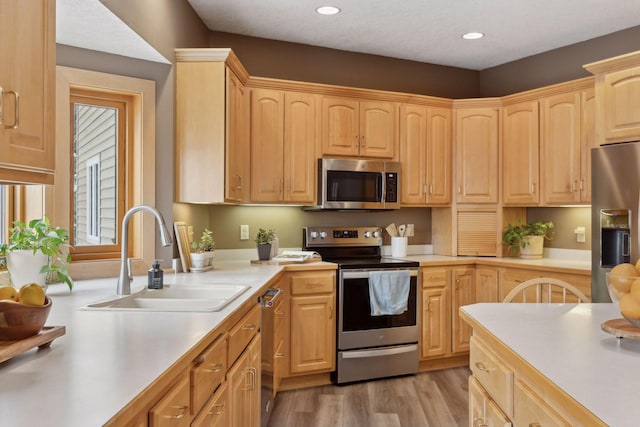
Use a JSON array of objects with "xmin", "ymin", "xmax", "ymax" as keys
[
  {"xmin": 342, "ymin": 344, "xmax": 418, "ymax": 359},
  {"xmin": 341, "ymin": 269, "xmax": 418, "ymax": 280}
]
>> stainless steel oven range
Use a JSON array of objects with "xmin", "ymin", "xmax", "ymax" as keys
[{"xmin": 304, "ymin": 226, "xmax": 419, "ymax": 384}]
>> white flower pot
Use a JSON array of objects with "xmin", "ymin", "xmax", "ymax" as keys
[
  {"xmin": 520, "ymin": 235, "xmax": 544, "ymax": 259},
  {"xmin": 6, "ymin": 250, "xmax": 49, "ymax": 288},
  {"xmin": 189, "ymin": 251, "xmax": 214, "ymax": 269}
]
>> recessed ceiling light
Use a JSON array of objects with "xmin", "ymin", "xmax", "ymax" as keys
[
  {"xmin": 316, "ymin": 6, "xmax": 341, "ymax": 15},
  {"xmin": 462, "ymin": 32, "xmax": 484, "ymax": 40}
]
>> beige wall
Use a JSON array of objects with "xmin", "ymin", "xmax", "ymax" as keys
[{"xmin": 526, "ymin": 207, "xmax": 591, "ymax": 250}]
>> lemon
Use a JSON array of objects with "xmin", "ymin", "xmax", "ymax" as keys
[
  {"xmin": 0, "ymin": 286, "xmax": 18, "ymax": 301},
  {"xmin": 18, "ymin": 283, "xmax": 46, "ymax": 306}
]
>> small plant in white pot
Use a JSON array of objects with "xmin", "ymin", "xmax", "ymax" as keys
[
  {"xmin": 190, "ymin": 228, "xmax": 215, "ymax": 270},
  {"xmin": 255, "ymin": 228, "xmax": 275, "ymax": 261},
  {"xmin": 0, "ymin": 218, "xmax": 73, "ymax": 290},
  {"xmin": 503, "ymin": 220, "xmax": 554, "ymax": 259}
]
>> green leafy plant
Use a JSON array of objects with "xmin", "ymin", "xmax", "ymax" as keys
[
  {"xmin": 0, "ymin": 217, "xmax": 73, "ymax": 290},
  {"xmin": 254, "ymin": 228, "xmax": 275, "ymax": 245},
  {"xmin": 502, "ymin": 220, "xmax": 554, "ymax": 255},
  {"xmin": 191, "ymin": 228, "xmax": 215, "ymax": 253}
]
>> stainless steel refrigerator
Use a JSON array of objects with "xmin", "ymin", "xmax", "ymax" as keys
[{"xmin": 591, "ymin": 141, "xmax": 640, "ymax": 302}]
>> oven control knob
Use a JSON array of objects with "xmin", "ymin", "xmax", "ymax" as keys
[
  {"xmin": 310, "ymin": 231, "xmax": 318, "ymax": 239},
  {"xmin": 372, "ymin": 231, "xmax": 381, "ymax": 238},
  {"xmin": 319, "ymin": 231, "xmax": 327, "ymax": 239},
  {"xmin": 364, "ymin": 231, "xmax": 371, "ymax": 238}
]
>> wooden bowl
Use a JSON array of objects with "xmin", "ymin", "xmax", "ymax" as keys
[{"xmin": 0, "ymin": 296, "xmax": 52, "ymax": 341}]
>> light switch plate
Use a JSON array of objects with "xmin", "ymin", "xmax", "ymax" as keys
[{"xmin": 240, "ymin": 224, "xmax": 249, "ymax": 240}]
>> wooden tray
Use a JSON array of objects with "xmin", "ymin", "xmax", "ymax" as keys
[
  {"xmin": 0, "ymin": 326, "xmax": 66, "ymax": 363},
  {"xmin": 250, "ymin": 258, "xmax": 322, "ymax": 265},
  {"xmin": 601, "ymin": 318, "xmax": 640, "ymax": 339}
]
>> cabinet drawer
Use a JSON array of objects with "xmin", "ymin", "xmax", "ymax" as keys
[
  {"xmin": 150, "ymin": 374, "xmax": 192, "ymax": 427},
  {"xmin": 191, "ymin": 334, "xmax": 228, "ymax": 415},
  {"xmin": 514, "ymin": 378, "xmax": 571, "ymax": 427},
  {"xmin": 421, "ymin": 268, "xmax": 448, "ymax": 288},
  {"xmin": 191, "ymin": 382, "xmax": 228, "ymax": 427},
  {"xmin": 228, "ymin": 304, "xmax": 260, "ymax": 365},
  {"xmin": 470, "ymin": 336, "xmax": 514, "ymax": 417},
  {"xmin": 290, "ymin": 273, "xmax": 335, "ymax": 295}
]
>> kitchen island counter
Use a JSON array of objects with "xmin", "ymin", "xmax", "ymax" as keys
[
  {"xmin": 0, "ymin": 260, "xmax": 335, "ymax": 426},
  {"xmin": 461, "ymin": 302, "xmax": 638, "ymax": 427}
]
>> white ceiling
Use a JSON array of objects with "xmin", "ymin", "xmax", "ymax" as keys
[
  {"xmin": 56, "ymin": 0, "xmax": 170, "ymax": 64},
  {"xmin": 187, "ymin": 0, "xmax": 640, "ymax": 70}
]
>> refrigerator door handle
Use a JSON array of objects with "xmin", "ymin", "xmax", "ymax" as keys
[{"xmin": 623, "ymin": 231, "xmax": 631, "ymax": 257}]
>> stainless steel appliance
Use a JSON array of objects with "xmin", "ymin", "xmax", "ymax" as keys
[
  {"xmin": 315, "ymin": 158, "xmax": 401, "ymax": 210},
  {"xmin": 303, "ymin": 226, "xmax": 419, "ymax": 384},
  {"xmin": 592, "ymin": 141, "xmax": 640, "ymax": 302},
  {"xmin": 259, "ymin": 288, "xmax": 282, "ymax": 427}
]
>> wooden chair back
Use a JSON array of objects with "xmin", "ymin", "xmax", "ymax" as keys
[{"xmin": 502, "ymin": 277, "xmax": 589, "ymax": 303}]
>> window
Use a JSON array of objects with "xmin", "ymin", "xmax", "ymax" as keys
[
  {"xmin": 69, "ymin": 91, "xmax": 128, "ymax": 260},
  {"xmin": 53, "ymin": 66, "xmax": 157, "ymax": 280}
]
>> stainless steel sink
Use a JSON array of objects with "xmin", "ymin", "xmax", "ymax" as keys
[{"xmin": 82, "ymin": 284, "xmax": 250, "ymax": 312}]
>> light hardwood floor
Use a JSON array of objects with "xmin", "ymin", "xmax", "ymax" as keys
[{"xmin": 268, "ymin": 366, "xmax": 470, "ymax": 427}]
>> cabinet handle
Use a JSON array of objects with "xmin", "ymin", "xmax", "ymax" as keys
[
  {"xmin": 579, "ymin": 179, "xmax": 584, "ymax": 191},
  {"xmin": 5, "ymin": 90, "xmax": 18, "ymax": 129},
  {"xmin": 531, "ymin": 182, "xmax": 536, "ymax": 194},
  {"xmin": 474, "ymin": 361, "xmax": 491, "ymax": 372},
  {"xmin": 329, "ymin": 305, "xmax": 334, "ymax": 319},
  {"xmin": 162, "ymin": 405, "xmax": 188, "ymax": 419},
  {"xmin": 457, "ymin": 185, "xmax": 462, "ymax": 195},
  {"xmin": 355, "ymin": 135, "xmax": 359, "ymax": 148},
  {"xmin": 473, "ymin": 418, "xmax": 488, "ymax": 427},
  {"xmin": 203, "ymin": 362, "xmax": 223, "ymax": 373},
  {"xmin": 275, "ymin": 309, "xmax": 284, "ymax": 315},
  {"xmin": 275, "ymin": 352, "xmax": 284, "ymax": 359},
  {"xmin": 0, "ymin": 85, "xmax": 3, "ymax": 125},
  {"xmin": 208, "ymin": 403, "xmax": 225, "ymax": 416},
  {"xmin": 529, "ymin": 424, "xmax": 541, "ymax": 427},
  {"xmin": 243, "ymin": 366, "xmax": 257, "ymax": 391},
  {"xmin": 429, "ymin": 184, "xmax": 433, "ymax": 194},
  {"xmin": 242, "ymin": 324, "xmax": 256, "ymax": 331}
]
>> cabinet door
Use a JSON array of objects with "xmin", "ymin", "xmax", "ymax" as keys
[
  {"xmin": 284, "ymin": 92, "xmax": 317, "ymax": 203},
  {"xmin": 290, "ymin": 294, "xmax": 335, "ymax": 374},
  {"xmin": 580, "ymin": 88, "xmax": 596, "ymax": 202},
  {"xmin": 602, "ymin": 66, "xmax": 640, "ymax": 143},
  {"xmin": 250, "ymin": 88, "xmax": 284, "ymax": 202},
  {"xmin": 502, "ymin": 101, "xmax": 539, "ymax": 205},
  {"xmin": 475, "ymin": 267, "xmax": 499, "ymax": 303},
  {"xmin": 0, "ymin": 0, "xmax": 55, "ymax": 184},
  {"xmin": 541, "ymin": 92, "xmax": 582, "ymax": 204},
  {"xmin": 226, "ymin": 71, "xmax": 249, "ymax": 203},
  {"xmin": 321, "ymin": 96, "xmax": 359, "ymax": 156},
  {"xmin": 455, "ymin": 108, "xmax": 499, "ymax": 203},
  {"xmin": 451, "ymin": 267, "xmax": 475, "ymax": 353},
  {"xmin": 421, "ymin": 267, "xmax": 450, "ymax": 358},
  {"xmin": 514, "ymin": 378, "xmax": 571, "ymax": 427},
  {"xmin": 426, "ymin": 106, "xmax": 452, "ymax": 204},
  {"xmin": 399, "ymin": 104, "xmax": 428, "ymax": 205},
  {"xmin": 359, "ymin": 100, "xmax": 397, "ymax": 158},
  {"xmin": 228, "ymin": 335, "xmax": 261, "ymax": 427}
]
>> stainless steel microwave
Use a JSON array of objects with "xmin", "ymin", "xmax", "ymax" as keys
[{"xmin": 316, "ymin": 158, "xmax": 400, "ymax": 210}]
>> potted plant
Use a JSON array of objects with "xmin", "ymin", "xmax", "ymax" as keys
[
  {"xmin": 0, "ymin": 218, "xmax": 73, "ymax": 290},
  {"xmin": 190, "ymin": 228, "xmax": 215, "ymax": 269},
  {"xmin": 503, "ymin": 220, "xmax": 554, "ymax": 259},
  {"xmin": 255, "ymin": 228, "xmax": 275, "ymax": 260}
]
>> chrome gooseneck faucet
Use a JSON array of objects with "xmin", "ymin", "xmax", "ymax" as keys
[{"xmin": 117, "ymin": 205, "xmax": 173, "ymax": 295}]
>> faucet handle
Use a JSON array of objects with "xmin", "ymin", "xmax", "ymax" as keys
[{"xmin": 127, "ymin": 258, "xmax": 133, "ymax": 281}]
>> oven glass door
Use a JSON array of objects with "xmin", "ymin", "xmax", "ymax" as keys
[{"xmin": 340, "ymin": 269, "xmax": 417, "ymax": 332}]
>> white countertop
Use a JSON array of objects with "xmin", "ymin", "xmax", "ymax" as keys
[
  {"xmin": 461, "ymin": 303, "xmax": 640, "ymax": 427},
  {"xmin": 0, "ymin": 261, "xmax": 285, "ymax": 427}
]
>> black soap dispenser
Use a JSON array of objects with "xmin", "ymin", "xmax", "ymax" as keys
[{"xmin": 148, "ymin": 259, "xmax": 164, "ymax": 289}]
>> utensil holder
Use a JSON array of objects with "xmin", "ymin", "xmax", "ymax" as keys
[{"xmin": 391, "ymin": 237, "xmax": 408, "ymax": 257}]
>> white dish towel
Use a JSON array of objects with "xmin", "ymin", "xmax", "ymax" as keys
[{"xmin": 368, "ymin": 270, "xmax": 411, "ymax": 316}]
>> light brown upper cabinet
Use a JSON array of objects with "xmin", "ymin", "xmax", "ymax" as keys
[
  {"xmin": 250, "ymin": 89, "xmax": 317, "ymax": 204},
  {"xmin": 502, "ymin": 101, "xmax": 540, "ymax": 205},
  {"xmin": 176, "ymin": 49, "xmax": 250, "ymax": 204},
  {"xmin": 585, "ymin": 52, "xmax": 640, "ymax": 145},
  {"xmin": 321, "ymin": 96, "xmax": 397, "ymax": 158},
  {"xmin": 400, "ymin": 105, "xmax": 452, "ymax": 206},
  {"xmin": 541, "ymin": 90, "xmax": 594, "ymax": 205},
  {"xmin": 455, "ymin": 107, "xmax": 499, "ymax": 204},
  {"xmin": 0, "ymin": 0, "xmax": 55, "ymax": 185}
]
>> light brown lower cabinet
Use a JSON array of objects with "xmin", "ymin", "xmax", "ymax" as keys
[
  {"xmin": 468, "ymin": 376, "xmax": 511, "ymax": 427},
  {"xmin": 228, "ymin": 334, "xmax": 261, "ymax": 427},
  {"xmin": 150, "ymin": 374, "xmax": 193, "ymax": 427}
]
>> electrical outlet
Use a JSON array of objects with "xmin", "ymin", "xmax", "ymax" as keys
[{"xmin": 240, "ymin": 224, "xmax": 249, "ymax": 240}]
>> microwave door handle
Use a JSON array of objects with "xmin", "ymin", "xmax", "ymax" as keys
[{"xmin": 380, "ymin": 173, "xmax": 385, "ymax": 203}]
